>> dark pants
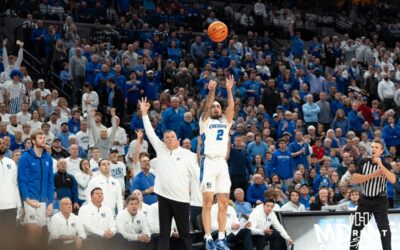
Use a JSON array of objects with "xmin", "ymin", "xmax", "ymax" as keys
[
  {"xmin": 230, "ymin": 175, "xmax": 249, "ymax": 200},
  {"xmin": 212, "ymin": 229, "xmax": 253, "ymax": 250},
  {"xmin": 0, "ymin": 208, "xmax": 17, "ymax": 249},
  {"xmin": 72, "ymin": 75, "xmax": 85, "ymax": 107},
  {"xmin": 253, "ymin": 229, "xmax": 287, "ymax": 250},
  {"xmin": 190, "ymin": 205, "xmax": 202, "ymax": 231},
  {"xmin": 350, "ymin": 196, "xmax": 391, "ymax": 250},
  {"xmin": 158, "ymin": 195, "xmax": 192, "ymax": 250},
  {"xmin": 115, "ymin": 233, "xmax": 153, "ymax": 250},
  {"xmin": 382, "ymin": 98, "xmax": 394, "ymax": 111}
]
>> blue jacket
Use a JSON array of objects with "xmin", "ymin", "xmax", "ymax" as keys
[
  {"xmin": 228, "ymin": 147, "xmax": 254, "ymax": 177},
  {"xmin": 142, "ymin": 72, "xmax": 160, "ymax": 101},
  {"xmin": 161, "ymin": 107, "xmax": 184, "ymax": 133},
  {"xmin": 247, "ymin": 141, "xmax": 269, "ymax": 161},
  {"xmin": 330, "ymin": 100, "xmax": 344, "ymax": 117},
  {"xmin": 18, "ymin": 148, "xmax": 54, "ymax": 203},
  {"xmin": 277, "ymin": 119, "xmax": 296, "ymax": 138},
  {"xmin": 313, "ymin": 174, "xmax": 330, "ymax": 194},
  {"xmin": 270, "ymin": 150, "xmax": 294, "ymax": 180},
  {"xmin": 382, "ymin": 124, "xmax": 400, "ymax": 147},
  {"xmin": 86, "ymin": 62, "xmax": 101, "ymax": 85},
  {"xmin": 246, "ymin": 184, "xmax": 267, "ymax": 205},
  {"xmin": 130, "ymin": 114, "xmax": 144, "ymax": 131},
  {"xmin": 177, "ymin": 121, "xmax": 194, "ymax": 140}
]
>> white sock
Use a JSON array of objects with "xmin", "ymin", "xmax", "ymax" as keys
[
  {"xmin": 205, "ymin": 234, "xmax": 212, "ymax": 241},
  {"xmin": 218, "ymin": 232, "xmax": 225, "ymax": 240}
]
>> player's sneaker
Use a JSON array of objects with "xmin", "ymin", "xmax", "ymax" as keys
[
  {"xmin": 215, "ymin": 238, "xmax": 230, "ymax": 250},
  {"xmin": 205, "ymin": 239, "xmax": 217, "ymax": 250}
]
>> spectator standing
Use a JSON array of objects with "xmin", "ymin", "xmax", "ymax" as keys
[
  {"xmin": 271, "ymin": 139, "xmax": 294, "ymax": 187},
  {"xmin": 228, "ymin": 136, "xmax": 253, "ymax": 198},
  {"xmin": 378, "ymin": 73, "xmax": 395, "ymax": 111},
  {"xmin": 4, "ymin": 69, "xmax": 26, "ymax": 114},
  {"xmin": 302, "ymin": 94, "xmax": 320, "ymax": 128},
  {"xmin": 106, "ymin": 78, "xmax": 125, "ymax": 120},
  {"xmin": 54, "ymin": 158, "xmax": 80, "ymax": 210},
  {"xmin": 317, "ymin": 92, "xmax": 332, "ymax": 129},
  {"xmin": 1, "ymin": 39, "xmax": 24, "ymax": 82},
  {"xmin": 247, "ymin": 132, "xmax": 268, "ymax": 162},
  {"xmin": 289, "ymin": 131, "xmax": 310, "ymax": 169},
  {"xmin": 69, "ymin": 47, "xmax": 87, "ymax": 108},
  {"xmin": 161, "ymin": 96, "xmax": 184, "ymax": 133},
  {"xmin": 382, "ymin": 116, "xmax": 400, "ymax": 154},
  {"xmin": 18, "ymin": 130, "xmax": 54, "ymax": 248},
  {"xmin": 0, "ymin": 138, "xmax": 20, "ymax": 249},
  {"xmin": 85, "ymin": 160, "xmax": 123, "ymax": 216},
  {"xmin": 190, "ymin": 36, "xmax": 206, "ymax": 68},
  {"xmin": 109, "ymin": 147, "xmax": 127, "ymax": 195}
]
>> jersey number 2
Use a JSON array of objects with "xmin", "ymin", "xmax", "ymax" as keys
[{"xmin": 216, "ymin": 129, "xmax": 224, "ymax": 141}]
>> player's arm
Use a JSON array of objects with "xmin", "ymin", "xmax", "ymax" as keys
[
  {"xmin": 225, "ymin": 74, "xmax": 235, "ymax": 125},
  {"xmin": 201, "ymin": 80, "xmax": 217, "ymax": 122}
]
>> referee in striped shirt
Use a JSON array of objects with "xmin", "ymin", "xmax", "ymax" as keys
[{"xmin": 350, "ymin": 140, "xmax": 396, "ymax": 250}]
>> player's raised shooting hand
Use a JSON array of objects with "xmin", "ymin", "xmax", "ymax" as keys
[
  {"xmin": 208, "ymin": 80, "xmax": 217, "ymax": 90},
  {"xmin": 138, "ymin": 97, "xmax": 150, "ymax": 115},
  {"xmin": 226, "ymin": 74, "xmax": 235, "ymax": 90}
]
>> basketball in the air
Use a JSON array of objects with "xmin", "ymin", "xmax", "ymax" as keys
[{"xmin": 208, "ymin": 21, "xmax": 228, "ymax": 42}]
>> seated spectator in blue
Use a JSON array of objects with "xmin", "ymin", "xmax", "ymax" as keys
[
  {"xmin": 218, "ymin": 49, "xmax": 231, "ymax": 69},
  {"xmin": 247, "ymin": 132, "xmax": 268, "ymax": 161},
  {"xmin": 313, "ymin": 165, "xmax": 330, "ymax": 194},
  {"xmin": 271, "ymin": 139, "xmax": 293, "ymax": 184},
  {"xmin": 54, "ymin": 158, "xmax": 80, "ymax": 210},
  {"xmin": 308, "ymin": 154, "xmax": 320, "ymax": 175},
  {"xmin": 126, "ymin": 72, "xmax": 143, "ymax": 114},
  {"xmin": 252, "ymin": 155, "xmax": 264, "ymax": 173},
  {"xmin": 130, "ymin": 108, "xmax": 144, "ymax": 131},
  {"xmin": 382, "ymin": 115, "xmax": 400, "ymax": 149},
  {"xmin": 10, "ymin": 130, "xmax": 24, "ymax": 151},
  {"xmin": 331, "ymin": 109, "xmax": 349, "ymax": 135},
  {"xmin": 203, "ymin": 50, "xmax": 219, "ymax": 70},
  {"xmin": 167, "ymin": 40, "xmax": 181, "ymax": 63},
  {"xmin": 328, "ymin": 148, "xmax": 340, "ymax": 169},
  {"xmin": 246, "ymin": 174, "xmax": 267, "ymax": 206},
  {"xmin": 278, "ymin": 69, "xmax": 295, "ymax": 99},
  {"xmin": 233, "ymin": 188, "xmax": 252, "ymax": 216},
  {"xmin": 347, "ymin": 102, "xmax": 365, "ymax": 135},
  {"xmin": 68, "ymin": 110, "xmax": 81, "ymax": 134},
  {"xmin": 57, "ymin": 122, "xmax": 72, "ymax": 149},
  {"xmin": 131, "ymin": 153, "xmax": 157, "ymax": 205},
  {"xmin": 161, "ymin": 96, "xmax": 184, "ymax": 133},
  {"xmin": 242, "ymin": 52, "xmax": 256, "ymax": 70},
  {"xmin": 177, "ymin": 112, "xmax": 195, "ymax": 141},
  {"xmin": 298, "ymin": 182, "xmax": 312, "ymax": 209},
  {"xmin": 143, "ymin": 69, "xmax": 161, "ymax": 101},
  {"xmin": 243, "ymin": 70, "xmax": 261, "ymax": 102}
]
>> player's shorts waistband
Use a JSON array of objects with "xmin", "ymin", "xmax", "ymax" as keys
[{"xmin": 204, "ymin": 155, "xmax": 225, "ymax": 160}]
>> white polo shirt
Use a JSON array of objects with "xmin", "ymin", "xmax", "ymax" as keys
[
  {"xmin": 78, "ymin": 203, "xmax": 116, "ymax": 236},
  {"xmin": 116, "ymin": 209, "xmax": 150, "ymax": 241},
  {"xmin": 48, "ymin": 211, "xmax": 86, "ymax": 243},
  {"xmin": 0, "ymin": 156, "xmax": 20, "ymax": 209}
]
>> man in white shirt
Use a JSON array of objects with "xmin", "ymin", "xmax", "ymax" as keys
[
  {"xmin": 0, "ymin": 138, "xmax": 21, "ymax": 249},
  {"xmin": 108, "ymin": 116, "xmax": 127, "ymax": 157},
  {"xmin": 139, "ymin": 98, "xmax": 199, "ymax": 250},
  {"xmin": 249, "ymin": 199, "xmax": 294, "ymax": 250},
  {"xmin": 65, "ymin": 144, "xmax": 82, "ymax": 178},
  {"xmin": 16, "ymin": 102, "xmax": 31, "ymax": 124},
  {"xmin": 85, "ymin": 159, "xmax": 123, "ymax": 215},
  {"xmin": 116, "ymin": 196, "xmax": 152, "ymax": 249},
  {"xmin": 89, "ymin": 147, "xmax": 101, "ymax": 174},
  {"xmin": 280, "ymin": 190, "xmax": 307, "ymax": 212},
  {"xmin": 48, "ymin": 197, "xmax": 86, "ymax": 249},
  {"xmin": 35, "ymin": 79, "xmax": 51, "ymax": 99},
  {"xmin": 210, "ymin": 203, "xmax": 253, "ymax": 250},
  {"xmin": 76, "ymin": 120, "xmax": 89, "ymax": 151},
  {"xmin": 109, "ymin": 147, "xmax": 127, "ymax": 194},
  {"xmin": 78, "ymin": 187, "xmax": 117, "ymax": 250}
]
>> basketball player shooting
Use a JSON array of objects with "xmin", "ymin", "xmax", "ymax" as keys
[
  {"xmin": 349, "ymin": 140, "xmax": 396, "ymax": 250},
  {"xmin": 200, "ymin": 75, "xmax": 234, "ymax": 250}
]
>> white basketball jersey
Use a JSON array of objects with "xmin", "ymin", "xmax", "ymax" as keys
[{"xmin": 199, "ymin": 116, "xmax": 232, "ymax": 158}]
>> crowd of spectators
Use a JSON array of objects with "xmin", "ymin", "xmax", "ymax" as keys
[{"xmin": 1, "ymin": 0, "xmax": 400, "ymax": 249}]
